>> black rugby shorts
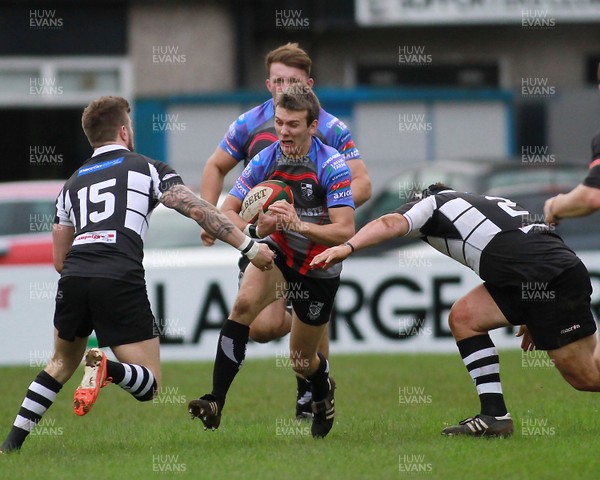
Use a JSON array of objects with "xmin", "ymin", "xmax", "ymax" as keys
[
  {"xmin": 484, "ymin": 261, "xmax": 596, "ymax": 350},
  {"xmin": 53, "ymin": 276, "xmax": 156, "ymax": 347}
]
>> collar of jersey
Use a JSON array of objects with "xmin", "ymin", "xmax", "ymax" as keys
[{"xmin": 92, "ymin": 144, "xmax": 130, "ymax": 157}]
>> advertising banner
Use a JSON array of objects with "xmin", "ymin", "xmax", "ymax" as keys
[{"xmin": 2, "ymin": 247, "xmax": 599, "ymax": 365}]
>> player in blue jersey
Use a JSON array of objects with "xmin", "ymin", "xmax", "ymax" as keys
[
  {"xmin": 0, "ymin": 96, "xmax": 274, "ymax": 454},
  {"xmin": 199, "ymin": 42, "xmax": 371, "ymax": 419},
  {"xmin": 189, "ymin": 87, "xmax": 355, "ymax": 438}
]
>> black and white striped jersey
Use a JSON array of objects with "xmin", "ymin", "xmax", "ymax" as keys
[
  {"xmin": 394, "ymin": 190, "xmax": 580, "ymax": 287},
  {"xmin": 55, "ymin": 146, "xmax": 184, "ymax": 284}
]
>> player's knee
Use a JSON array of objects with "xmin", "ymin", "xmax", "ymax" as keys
[
  {"xmin": 231, "ymin": 294, "xmax": 255, "ymax": 319},
  {"xmin": 249, "ymin": 323, "xmax": 272, "ymax": 343},
  {"xmin": 448, "ymin": 302, "xmax": 468, "ymax": 335}
]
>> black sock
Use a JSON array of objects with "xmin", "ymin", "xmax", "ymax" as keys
[
  {"xmin": 457, "ymin": 334, "xmax": 508, "ymax": 417},
  {"xmin": 1, "ymin": 371, "xmax": 62, "ymax": 452},
  {"xmin": 306, "ymin": 352, "xmax": 330, "ymax": 402},
  {"xmin": 106, "ymin": 361, "xmax": 157, "ymax": 402},
  {"xmin": 211, "ymin": 320, "xmax": 249, "ymax": 406},
  {"xmin": 296, "ymin": 375, "xmax": 312, "ymax": 404}
]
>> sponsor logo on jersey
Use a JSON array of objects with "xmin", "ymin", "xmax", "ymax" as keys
[
  {"xmin": 296, "ymin": 206, "xmax": 324, "ymax": 217},
  {"xmin": 235, "ymin": 182, "xmax": 247, "ymax": 196},
  {"xmin": 224, "ymin": 138, "xmax": 239, "ymax": 155},
  {"xmin": 324, "ymin": 156, "xmax": 346, "ymax": 174},
  {"xmin": 73, "ymin": 230, "xmax": 117, "ymax": 246},
  {"xmin": 333, "ymin": 189, "xmax": 352, "ymax": 200},
  {"xmin": 78, "ymin": 157, "xmax": 124, "ymax": 176},
  {"xmin": 301, "ymin": 182, "xmax": 314, "ymax": 200},
  {"xmin": 331, "ymin": 179, "xmax": 351, "ymax": 191},
  {"xmin": 330, "ymin": 172, "xmax": 347, "ymax": 183},
  {"xmin": 341, "ymin": 140, "xmax": 356, "ymax": 152},
  {"xmin": 325, "ymin": 118, "xmax": 348, "ymax": 132}
]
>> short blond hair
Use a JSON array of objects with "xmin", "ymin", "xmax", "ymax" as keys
[{"xmin": 265, "ymin": 42, "xmax": 312, "ymax": 77}]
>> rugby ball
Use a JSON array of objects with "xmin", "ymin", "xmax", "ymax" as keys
[{"xmin": 240, "ymin": 180, "xmax": 293, "ymax": 223}]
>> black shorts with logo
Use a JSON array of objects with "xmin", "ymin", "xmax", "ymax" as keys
[
  {"xmin": 53, "ymin": 276, "xmax": 157, "ymax": 347},
  {"xmin": 240, "ymin": 246, "xmax": 339, "ymax": 326},
  {"xmin": 484, "ymin": 260, "xmax": 597, "ymax": 350}
]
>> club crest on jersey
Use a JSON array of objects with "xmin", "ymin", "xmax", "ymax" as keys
[
  {"xmin": 307, "ymin": 301, "xmax": 325, "ymax": 321},
  {"xmin": 301, "ymin": 182, "xmax": 314, "ymax": 200}
]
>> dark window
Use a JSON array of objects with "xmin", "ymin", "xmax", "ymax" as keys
[
  {"xmin": 0, "ymin": 1, "xmax": 127, "ymax": 56},
  {"xmin": 0, "ymin": 108, "xmax": 90, "ymax": 181}
]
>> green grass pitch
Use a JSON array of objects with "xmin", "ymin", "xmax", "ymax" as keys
[{"xmin": 1, "ymin": 351, "xmax": 600, "ymax": 479}]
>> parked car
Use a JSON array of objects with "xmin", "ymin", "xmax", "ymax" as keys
[
  {"xmin": 0, "ymin": 179, "xmax": 231, "ymax": 267},
  {"xmin": 504, "ymin": 186, "xmax": 600, "ymax": 252},
  {"xmin": 0, "ymin": 180, "xmax": 63, "ymax": 265},
  {"xmin": 353, "ymin": 159, "xmax": 597, "ymax": 255},
  {"xmin": 3, "ymin": 162, "xmax": 598, "ymax": 267},
  {"xmin": 143, "ymin": 192, "xmax": 230, "ymax": 250}
]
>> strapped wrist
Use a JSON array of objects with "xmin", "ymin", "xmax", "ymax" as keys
[
  {"xmin": 237, "ymin": 236, "xmax": 254, "ymax": 254},
  {"xmin": 243, "ymin": 223, "xmax": 262, "ymax": 239}
]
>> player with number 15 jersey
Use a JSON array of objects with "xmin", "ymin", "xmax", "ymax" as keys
[{"xmin": 55, "ymin": 148, "xmax": 182, "ymax": 285}]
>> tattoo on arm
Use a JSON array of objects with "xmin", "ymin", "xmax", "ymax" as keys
[{"xmin": 160, "ymin": 184, "xmax": 235, "ymax": 239}]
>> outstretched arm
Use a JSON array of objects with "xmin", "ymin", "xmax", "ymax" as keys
[
  {"xmin": 159, "ymin": 184, "xmax": 274, "ymax": 268},
  {"xmin": 544, "ymin": 184, "xmax": 600, "ymax": 224},
  {"xmin": 310, "ymin": 213, "xmax": 409, "ymax": 269},
  {"xmin": 161, "ymin": 184, "xmax": 238, "ymax": 240}
]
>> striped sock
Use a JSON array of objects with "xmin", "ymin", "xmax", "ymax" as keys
[
  {"xmin": 457, "ymin": 334, "xmax": 508, "ymax": 417},
  {"xmin": 106, "ymin": 361, "xmax": 156, "ymax": 402},
  {"xmin": 1, "ymin": 370, "xmax": 62, "ymax": 452}
]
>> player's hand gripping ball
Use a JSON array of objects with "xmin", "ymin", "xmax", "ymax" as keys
[{"xmin": 240, "ymin": 180, "xmax": 294, "ymax": 224}]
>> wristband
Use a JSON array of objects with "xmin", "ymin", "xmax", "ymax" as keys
[
  {"xmin": 237, "ymin": 236, "xmax": 254, "ymax": 254},
  {"xmin": 344, "ymin": 241, "xmax": 355, "ymax": 254},
  {"xmin": 243, "ymin": 223, "xmax": 261, "ymax": 239},
  {"xmin": 245, "ymin": 241, "xmax": 260, "ymax": 260}
]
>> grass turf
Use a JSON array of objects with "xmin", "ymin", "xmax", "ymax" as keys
[{"xmin": 1, "ymin": 351, "xmax": 600, "ymax": 479}]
